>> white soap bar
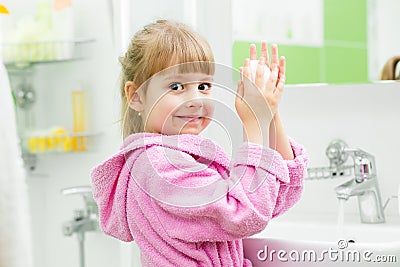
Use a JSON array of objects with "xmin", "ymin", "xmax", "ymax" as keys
[{"xmin": 249, "ymin": 59, "xmax": 271, "ymax": 85}]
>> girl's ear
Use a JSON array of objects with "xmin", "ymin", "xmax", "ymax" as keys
[{"xmin": 125, "ymin": 81, "xmax": 144, "ymax": 112}]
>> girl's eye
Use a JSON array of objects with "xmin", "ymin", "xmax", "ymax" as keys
[
  {"xmin": 169, "ymin": 82, "xmax": 183, "ymax": 91},
  {"xmin": 198, "ymin": 83, "xmax": 212, "ymax": 91}
]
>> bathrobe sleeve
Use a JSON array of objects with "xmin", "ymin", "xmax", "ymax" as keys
[
  {"xmin": 131, "ymin": 139, "xmax": 308, "ymax": 243},
  {"xmin": 272, "ymin": 138, "xmax": 308, "ymax": 217}
]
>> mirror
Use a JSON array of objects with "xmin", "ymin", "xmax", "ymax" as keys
[
  {"xmin": 232, "ymin": 0, "xmax": 400, "ymax": 84},
  {"xmin": 2, "ymin": 0, "xmax": 400, "ymax": 85}
]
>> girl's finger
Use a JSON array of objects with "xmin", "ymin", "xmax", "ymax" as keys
[
  {"xmin": 243, "ymin": 58, "xmax": 250, "ymax": 79},
  {"xmin": 266, "ymin": 69, "xmax": 279, "ymax": 94},
  {"xmin": 278, "ymin": 56, "xmax": 286, "ymax": 79},
  {"xmin": 236, "ymin": 79, "xmax": 244, "ymax": 99},
  {"xmin": 254, "ymin": 57, "xmax": 265, "ymax": 89},
  {"xmin": 274, "ymin": 73, "xmax": 285, "ymax": 103},
  {"xmin": 270, "ymin": 44, "xmax": 279, "ymax": 70},
  {"xmin": 239, "ymin": 66, "xmax": 244, "ymax": 81},
  {"xmin": 276, "ymin": 73, "xmax": 286, "ymax": 93},
  {"xmin": 261, "ymin": 40, "xmax": 269, "ymax": 67},
  {"xmin": 249, "ymin": 44, "xmax": 257, "ymax": 60},
  {"xmin": 242, "ymin": 59, "xmax": 252, "ymax": 91}
]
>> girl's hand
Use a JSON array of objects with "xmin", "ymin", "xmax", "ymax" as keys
[{"xmin": 235, "ymin": 42, "xmax": 286, "ymax": 128}]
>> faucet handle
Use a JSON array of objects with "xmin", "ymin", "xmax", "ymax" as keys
[
  {"xmin": 326, "ymin": 139, "xmax": 349, "ymax": 167},
  {"xmin": 73, "ymin": 209, "xmax": 85, "ymax": 221},
  {"xmin": 61, "ymin": 186, "xmax": 92, "ymax": 196}
]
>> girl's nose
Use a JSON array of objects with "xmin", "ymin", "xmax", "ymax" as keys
[{"xmin": 184, "ymin": 86, "xmax": 204, "ymax": 108}]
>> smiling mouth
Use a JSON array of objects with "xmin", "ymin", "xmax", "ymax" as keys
[{"xmin": 176, "ymin": 116, "xmax": 203, "ymax": 122}]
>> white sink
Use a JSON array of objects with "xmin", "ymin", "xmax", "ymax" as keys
[{"xmin": 243, "ymin": 214, "xmax": 400, "ymax": 266}]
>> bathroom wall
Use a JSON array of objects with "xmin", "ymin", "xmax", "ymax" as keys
[{"xmin": 3, "ymin": 1, "xmax": 400, "ymax": 267}]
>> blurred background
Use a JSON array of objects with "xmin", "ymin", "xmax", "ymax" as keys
[{"xmin": 0, "ymin": 0, "xmax": 399, "ymax": 267}]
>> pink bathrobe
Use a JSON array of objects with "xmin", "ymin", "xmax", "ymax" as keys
[{"xmin": 91, "ymin": 133, "xmax": 308, "ymax": 266}]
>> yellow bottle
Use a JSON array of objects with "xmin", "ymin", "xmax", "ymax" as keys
[
  {"xmin": 62, "ymin": 136, "xmax": 72, "ymax": 152},
  {"xmin": 51, "ymin": 127, "xmax": 67, "ymax": 152},
  {"xmin": 28, "ymin": 137, "xmax": 38, "ymax": 153},
  {"xmin": 38, "ymin": 136, "xmax": 47, "ymax": 153},
  {"xmin": 71, "ymin": 88, "xmax": 86, "ymax": 151}
]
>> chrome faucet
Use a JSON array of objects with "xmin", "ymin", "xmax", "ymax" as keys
[
  {"xmin": 61, "ymin": 186, "xmax": 99, "ymax": 267},
  {"xmin": 62, "ymin": 209, "xmax": 99, "ymax": 237},
  {"xmin": 326, "ymin": 140, "xmax": 385, "ymax": 223}
]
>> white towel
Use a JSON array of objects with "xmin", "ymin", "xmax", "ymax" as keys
[{"xmin": 0, "ymin": 62, "xmax": 33, "ymax": 267}]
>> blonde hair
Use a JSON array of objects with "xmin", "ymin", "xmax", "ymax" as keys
[{"xmin": 119, "ymin": 20, "xmax": 215, "ymax": 139}]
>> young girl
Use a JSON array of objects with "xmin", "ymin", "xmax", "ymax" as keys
[{"xmin": 91, "ymin": 20, "xmax": 308, "ymax": 267}]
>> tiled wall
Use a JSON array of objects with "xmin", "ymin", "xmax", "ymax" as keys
[{"xmin": 233, "ymin": 0, "xmax": 369, "ymax": 84}]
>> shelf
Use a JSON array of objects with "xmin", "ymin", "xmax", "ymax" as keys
[
  {"xmin": 5, "ymin": 57, "xmax": 86, "ymax": 70},
  {"xmin": 20, "ymin": 131, "xmax": 102, "ymax": 172},
  {"xmin": 1, "ymin": 38, "xmax": 98, "ymax": 172},
  {"xmin": 21, "ymin": 131, "xmax": 101, "ymax": 154},
  {"xmin": 1, "ymin": 38, "xmax": 95, "ymax": 68}
]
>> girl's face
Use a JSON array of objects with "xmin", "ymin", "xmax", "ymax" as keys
[{"xmin": 139, "ymin": 71, "xmax": 215, "ymax": 135}]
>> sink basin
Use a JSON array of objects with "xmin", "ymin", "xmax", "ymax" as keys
[{"xmin": 243, "ymin": 214, "xmax": 400, "ymax": 266}]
